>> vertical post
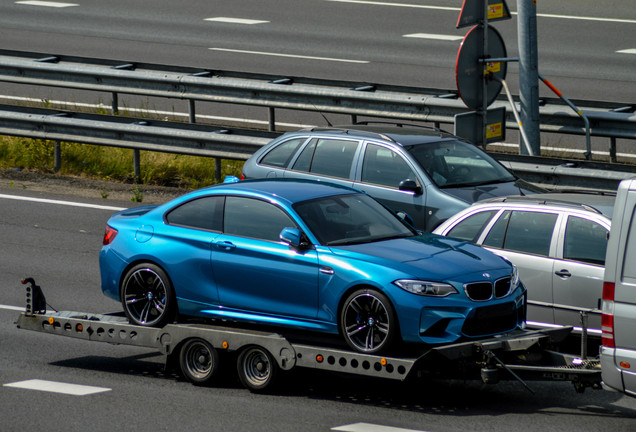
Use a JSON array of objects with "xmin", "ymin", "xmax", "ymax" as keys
[
  {"xmin": 517, "ymin": 0, "xmax": 540, "ymax": 155},
  {"xmin": 481, "ymin": 0, "xmax": 489, "ymax": 149},
  {"xmin": 189, "ymin": 99, "xmax": 196, "ymax": 123},
  {"xmin": 54, "ymin": 141, "xmax": 61, "ymax": 173},
  {"xmin": 133, "ymin": 149, "xmax": 141, "ymax": 182},
  {"xmin": 610, "ymin": 137, "xmax": 617, "ymax": 163},
  {"xmin": 268, "ymin": 107, "xmax": 276, "ymax": 132},
  {"xmin": 111, "ymin": 92, "xmax": 119, "ymax": 115},
  {"xmin": 215, "ymin": 159, "xmax": 222, "ymax": 183}
]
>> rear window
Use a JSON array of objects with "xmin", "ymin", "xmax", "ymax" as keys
[{"xmin": 260, "ymin": 138, "xmax": 306, "ymax": 168}]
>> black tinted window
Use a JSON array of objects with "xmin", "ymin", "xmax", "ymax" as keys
[
  {"xmin": 292, "ymin": 138, "xmax": 359, "ymax": 179},
  {"xmin": 260, "ymin": 138, "xmax": 306, "ymax": 168},
  {"xmin": 564, "ymin": 216, "xmax": 608, "ymax": 265},
  {"xmin": 361, "ymin": 144, "xmax": 417, "ymax": 188},
  {"xmin": 447, "ymin": 210, "xmax": 498, "ymax": 242},
  {"xmin": 485, "ymin": 210, "xmax": 557, "ymax": 256},
  {"xmin": 224, "ymin": 196, "xmax": 297, "ymax": 242},
  {"xmin": 166, "ymin": 196, "xmax": 224, "ymax": 231}
]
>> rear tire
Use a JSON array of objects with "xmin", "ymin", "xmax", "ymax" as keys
[
  {"xmin": 179, "ymin": 338, "xmax": 219, "ymax": 385},
  {"xmin": 120, "ymin": 263, "xmax": 176, "ymax": 327},
  {"xmin": 237, "ymin": 346, "xmax": 278, "ymax": 393}
]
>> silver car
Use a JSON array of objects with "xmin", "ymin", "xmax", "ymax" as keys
[{"xmin": 433, "ymin": 192, "xmax": 615, "ymax": 343}]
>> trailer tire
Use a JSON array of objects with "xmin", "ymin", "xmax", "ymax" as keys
[
  {"xmin": 179, "ymin": 338, "xmax": 220, "ymax": 385},
  {"xmin": 121, "ymin": 263, "xmax": 176, "ymax": 327},
  {"xmin": 340, "ymin": 288, "xmax": 396, "ymax": 354},
  {"xmin": 237, "ymin": 346, "xmax": 278, "ymax": 393}
]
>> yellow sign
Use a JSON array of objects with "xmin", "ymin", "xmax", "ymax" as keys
[
  {"xmin": 488, "ymin": 3, "xmax": 505, "ymax": 19},
  {"xmin": 486, "ymin": 122, "xmax": 503, "ymax": 139},
  {"xmin": 486, "ymin": 61, "xmax": 501, "ymax": 73}
]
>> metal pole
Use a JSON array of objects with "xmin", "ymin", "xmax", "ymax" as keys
[
  {"xmin": 54, "ymin": 141, "xmax": 61, "ymax": 172},
  {"xmin": 111, "ymin": 92, "xmax": 119, "ymax": 115},
  {"xmin": 268, "ymin": 107, "xmax": 276, "ymax": 132},
  {"xmin": 133, "ymin": 149, "xmax": 141, "ymax": 182},
  {"xmin": 517, "ymin": 0, "xmax": 540, "ymax": 155},
  {"xmin": 188, "ymin": 99, "xmax": 196, "ymax": 124}
]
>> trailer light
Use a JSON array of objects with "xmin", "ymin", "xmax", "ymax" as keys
[
  {"xmin": 48, "ymin": 317, "xmax": 55, "ymax": 325},
  {"xmin": 380, "ymin": 358, "xmax": 387, "ymax": 366},
  {"xmin": 76, "ymin": 324, "xmax": 83, "ymax": 332},
  {"xmin": 620, "ymin": 361, "xmax": 631, "ymax": 369},
  {"xmin": 316, "ymin": 355, "xmax": 324, "ymax": 363},
  {"xmin": 222, "ymin": 341, "xmax": 229, "ymax": 349}
]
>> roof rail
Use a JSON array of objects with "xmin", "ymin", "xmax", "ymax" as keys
[{"xmin": 494, "ymin": 196, "xmax": 607, "ymax": 215}]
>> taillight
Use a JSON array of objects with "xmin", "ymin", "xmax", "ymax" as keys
[
  {"xmin": 240, "ymin": 173, "xmax": 246, "ymax": 180},
  {"xmin": 103, "ymin": 226, "xmax": 118, "ymax": 245},
  {"xmin": 601, "ymin": 281, "xmax": 615, "ymax": 348}
]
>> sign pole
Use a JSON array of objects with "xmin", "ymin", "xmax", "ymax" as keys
[{"xmin": 517, "ymin": 0, "xmax": 540, "ymax": 155}]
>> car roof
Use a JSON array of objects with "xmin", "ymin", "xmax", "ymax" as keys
[
  {"xmin": 478, "ymin": 191, "xmax": 616, "ymax": 219},
  {"xmin": 301, "ymin": 123, "xmax": 459, "ymax": 147},
  {"xmin": 205, "ymin": 178, "xmax": 359, "ymax": 204}
]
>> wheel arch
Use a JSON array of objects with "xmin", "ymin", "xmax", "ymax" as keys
[
  {"xmin": 118, "ymin": 259, "xmax": 180, "ymax": 316},
  {"xmin": 336, "ymin": 283, "xmax": 401, "ymax": 340}
]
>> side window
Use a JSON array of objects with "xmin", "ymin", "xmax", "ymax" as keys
[
  {"xmin": 292, "ymin": 138, "xmax": 359, "ymax": 179},
  {"xmin": 165, "ymin": 196, "xmax": 224, "ymax": 231},
  {"xmin": 224, "ymin": 196, "xmax": 297, "ymax": 242},
  {"xmin": 260, "ymin": 138, "xmax": 306, "ymax": 168},
  {"xmin": 483, "ymin": 210, "xmax": 511, "ymax": 248},
  {"xmin": 487, "ymin": 211, "xmax": 557, "ymax": 256},
  {"xmin": 447, "ymin": 210, "xmax": 498, "ymax": 243},
  {"xmin": 361, "ymin": 144, "xmax": 417, "ymax": 188},
  {"xmin": 622, "ymin": 209, "xmax": 636, "ymax": 279},
  {"xmin": 563, "ymin": 216, "xmax": 608, "ymax": 266}
]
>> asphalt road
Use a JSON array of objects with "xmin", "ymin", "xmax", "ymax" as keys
[
  {"xmin": 0, "ymin": 0, "xmax": 634, "ymax": 103},
  {"xmin": 1, "ymin": 178, "xmax": 636, "ymax": 432}
]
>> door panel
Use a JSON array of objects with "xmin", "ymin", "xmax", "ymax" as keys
[{"xmin": 552, "ymin": 259, "xmax": 603, "ymax": 332}]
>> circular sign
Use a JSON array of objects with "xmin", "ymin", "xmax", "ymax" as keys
[{"xmin": 455, "ymin": 25, "xmax": 507, "ymax": 110}]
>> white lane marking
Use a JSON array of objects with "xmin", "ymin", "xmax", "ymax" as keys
[
  {"xmin": 403, "ymin": 33, "xmax": 463, "ymax": 41},
  {"xmin": 204, "ymin": 17, "xmax": 269, "ymax": 25},
  {"xmin": 332, "ymin": 423, "xmax": 428, "ymax": 432},
  {"xmin": 0, "ymin": 304, "xmax": 25, "ymax": 311},
  {"xmin": 326, "ymin": 0, "xmax": 459, "ymax": 11},
  {"xmin": 15, "ymin": 1, "xmax": 78, "ymax": 7},
  {"xmin": 210, "ymin": 48, "xmax": 369, "ymax": 64},
  {"xmin": 4, "ymin": 379, "xmax": 111, "ymax": 396},
  {"xmin": 617, "ymin": 49, "xmax": 636, "ymax": 54},
  {"xmin": 0, "ymin": 194, "xmax": 126, "ymax": 211},
  {"xmin": 326, "ymin": 0, "xmax": 636, "ymax": 24}
]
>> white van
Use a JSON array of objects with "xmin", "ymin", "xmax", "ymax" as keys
[{"xmin": 601, "ymin": 178, "xmax": 636, "ymax": 397}]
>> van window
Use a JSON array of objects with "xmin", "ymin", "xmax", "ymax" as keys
[{"xmin": 622, "ymin": 210, "xmax": 636, "ymax": 279}]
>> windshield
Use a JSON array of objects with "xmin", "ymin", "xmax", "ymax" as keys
[
  {"xmin": 407, "ymin": 139, "xmax": 516, "ymax": 188},
  {"xmin": 294, "ymin": 193, "xmax": 416, "ymax": 246}
]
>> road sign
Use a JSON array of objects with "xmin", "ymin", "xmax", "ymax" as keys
[
  {"xmin": 455, "ymin": 25, "xmax": 507, "ymax": 110},
  {"xmin": 457, "ymin": 0, "xmax": 511, "ymax": 29},
  {"xmin": 454, "ymin": 106, "xmax": 506, "ymax": 146}
]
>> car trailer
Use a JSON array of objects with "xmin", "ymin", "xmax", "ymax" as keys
[{"xmin": 16, "ymin": 278, "xmax": 602, "ymax": 393}]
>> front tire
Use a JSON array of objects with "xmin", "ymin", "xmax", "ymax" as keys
[
  {"xmin": 340, "ymin": 289, "xmax": 396, "ymax": 354},
  {"xmin": 120, "ymin": 263, "xmax": 176, "ymax": 327}
]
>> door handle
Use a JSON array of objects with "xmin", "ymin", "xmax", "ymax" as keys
[
  {"xmin": 555, "ymin": 269, "xmax": 572, "ymax": 278},
  {"xmin": 216, "ymin": 241, "xmax": 236, "ymax": 250}
]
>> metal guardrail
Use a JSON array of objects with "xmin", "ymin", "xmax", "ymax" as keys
[
  {"xmin": 1, "ymin": 104, "xmax": 634, "ymax": 191},
  {"xmin": 0, "ymin": 50, "xmax": 634, "ymax": 154}
]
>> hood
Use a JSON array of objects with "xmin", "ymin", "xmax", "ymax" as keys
[
  {"xmin": 441, "ymin": 178, "xmax": 544, "ymax": 204},
  {"xmin": 329, "ymin": 233, "xmax": 510, "ymax": 280}
]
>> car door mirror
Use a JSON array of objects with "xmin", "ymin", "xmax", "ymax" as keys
[
  {"xmin": 399, "ymin": 179, "xmax": 422, "ymax": 195},
  {"xmin": 280, "ymin": 227, "xmax": 310, "ymax": 250}
]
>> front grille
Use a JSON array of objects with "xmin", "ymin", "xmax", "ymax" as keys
[
  {"xmin": 464, "ymin": 277, "xmax": 513, "ymax": 301},
  {"xmin": 462, "ymin": 302, "xmax": 518, "ymax": 336}
]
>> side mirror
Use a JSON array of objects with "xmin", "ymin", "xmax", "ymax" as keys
[
  {"xmin": 280, "ymin": 227, "xmax": 307, "ymax": 249},
  {"xmin": 399, "ymin": 179, "xmax": 422, "ymax": 195}
]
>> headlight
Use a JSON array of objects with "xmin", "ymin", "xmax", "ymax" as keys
[
  {"xmin": 511, "ymin": 264, "xmax": 520, "ymax": 288},
  {"xmin": 394, "ymin": 279, "xmax": 458, "ymax": 297}
]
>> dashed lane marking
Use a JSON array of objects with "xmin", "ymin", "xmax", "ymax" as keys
[
  {"xmin": 332, "ymin": 423, "xmax": 429, "ymax": 432},
  {"xmin": 204, "ymin": 17, "xmax": 269, "ymax": 25},
  {"xmin": 403, "ymin": 33, "xmax": 463, "ymax": 41},
  {"xmin": 4, "ymin": 379, "xmax": 111, "ymax": 396},
  {"xmin": 15, "ymin": 1, "xmax": 78, "ymax": 7},
  {"xmin": 210, "ymin": 48, "xmax": 369, "ymax": 64}
]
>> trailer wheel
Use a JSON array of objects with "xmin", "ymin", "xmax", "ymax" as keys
[
  {"xmin": 121, "ymin": 263, "xmax": 176, "ymax": 327},
  {"xmin": 237, "ymin": 346, "xmax": 278, "ymax": 392},
  {"xmin": 340, "ymin": 288, "xmax": 396, "ymax": 354},
  {"xmin": 179, "ymin": 338, "xmax": 219, "ymax": 385}
]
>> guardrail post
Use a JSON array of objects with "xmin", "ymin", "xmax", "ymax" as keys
[
  {"xmin": 610, "ymin": 137, "xmax": 617, "ymax": 163},
  {"xmin": 268, "ymin": 107, "xmax": 276, "ymax": 132},
  {"xmin": 111, "ymin": 92, "xmax": 119, "ymax": 115},
  {"xmin": 189, "ymin": 100, "xmax": 196, "ymax": 123},
  {"xmin": 54, "ymin": 141, "xmax": 61, "ymax": 173},
  {"xmin": 133, "ymin": 149, "xmax": 141, "ymax": 182},
  {"xmin": 215, "ymin": 159, "xmax": 222, "ymax": 183}
]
